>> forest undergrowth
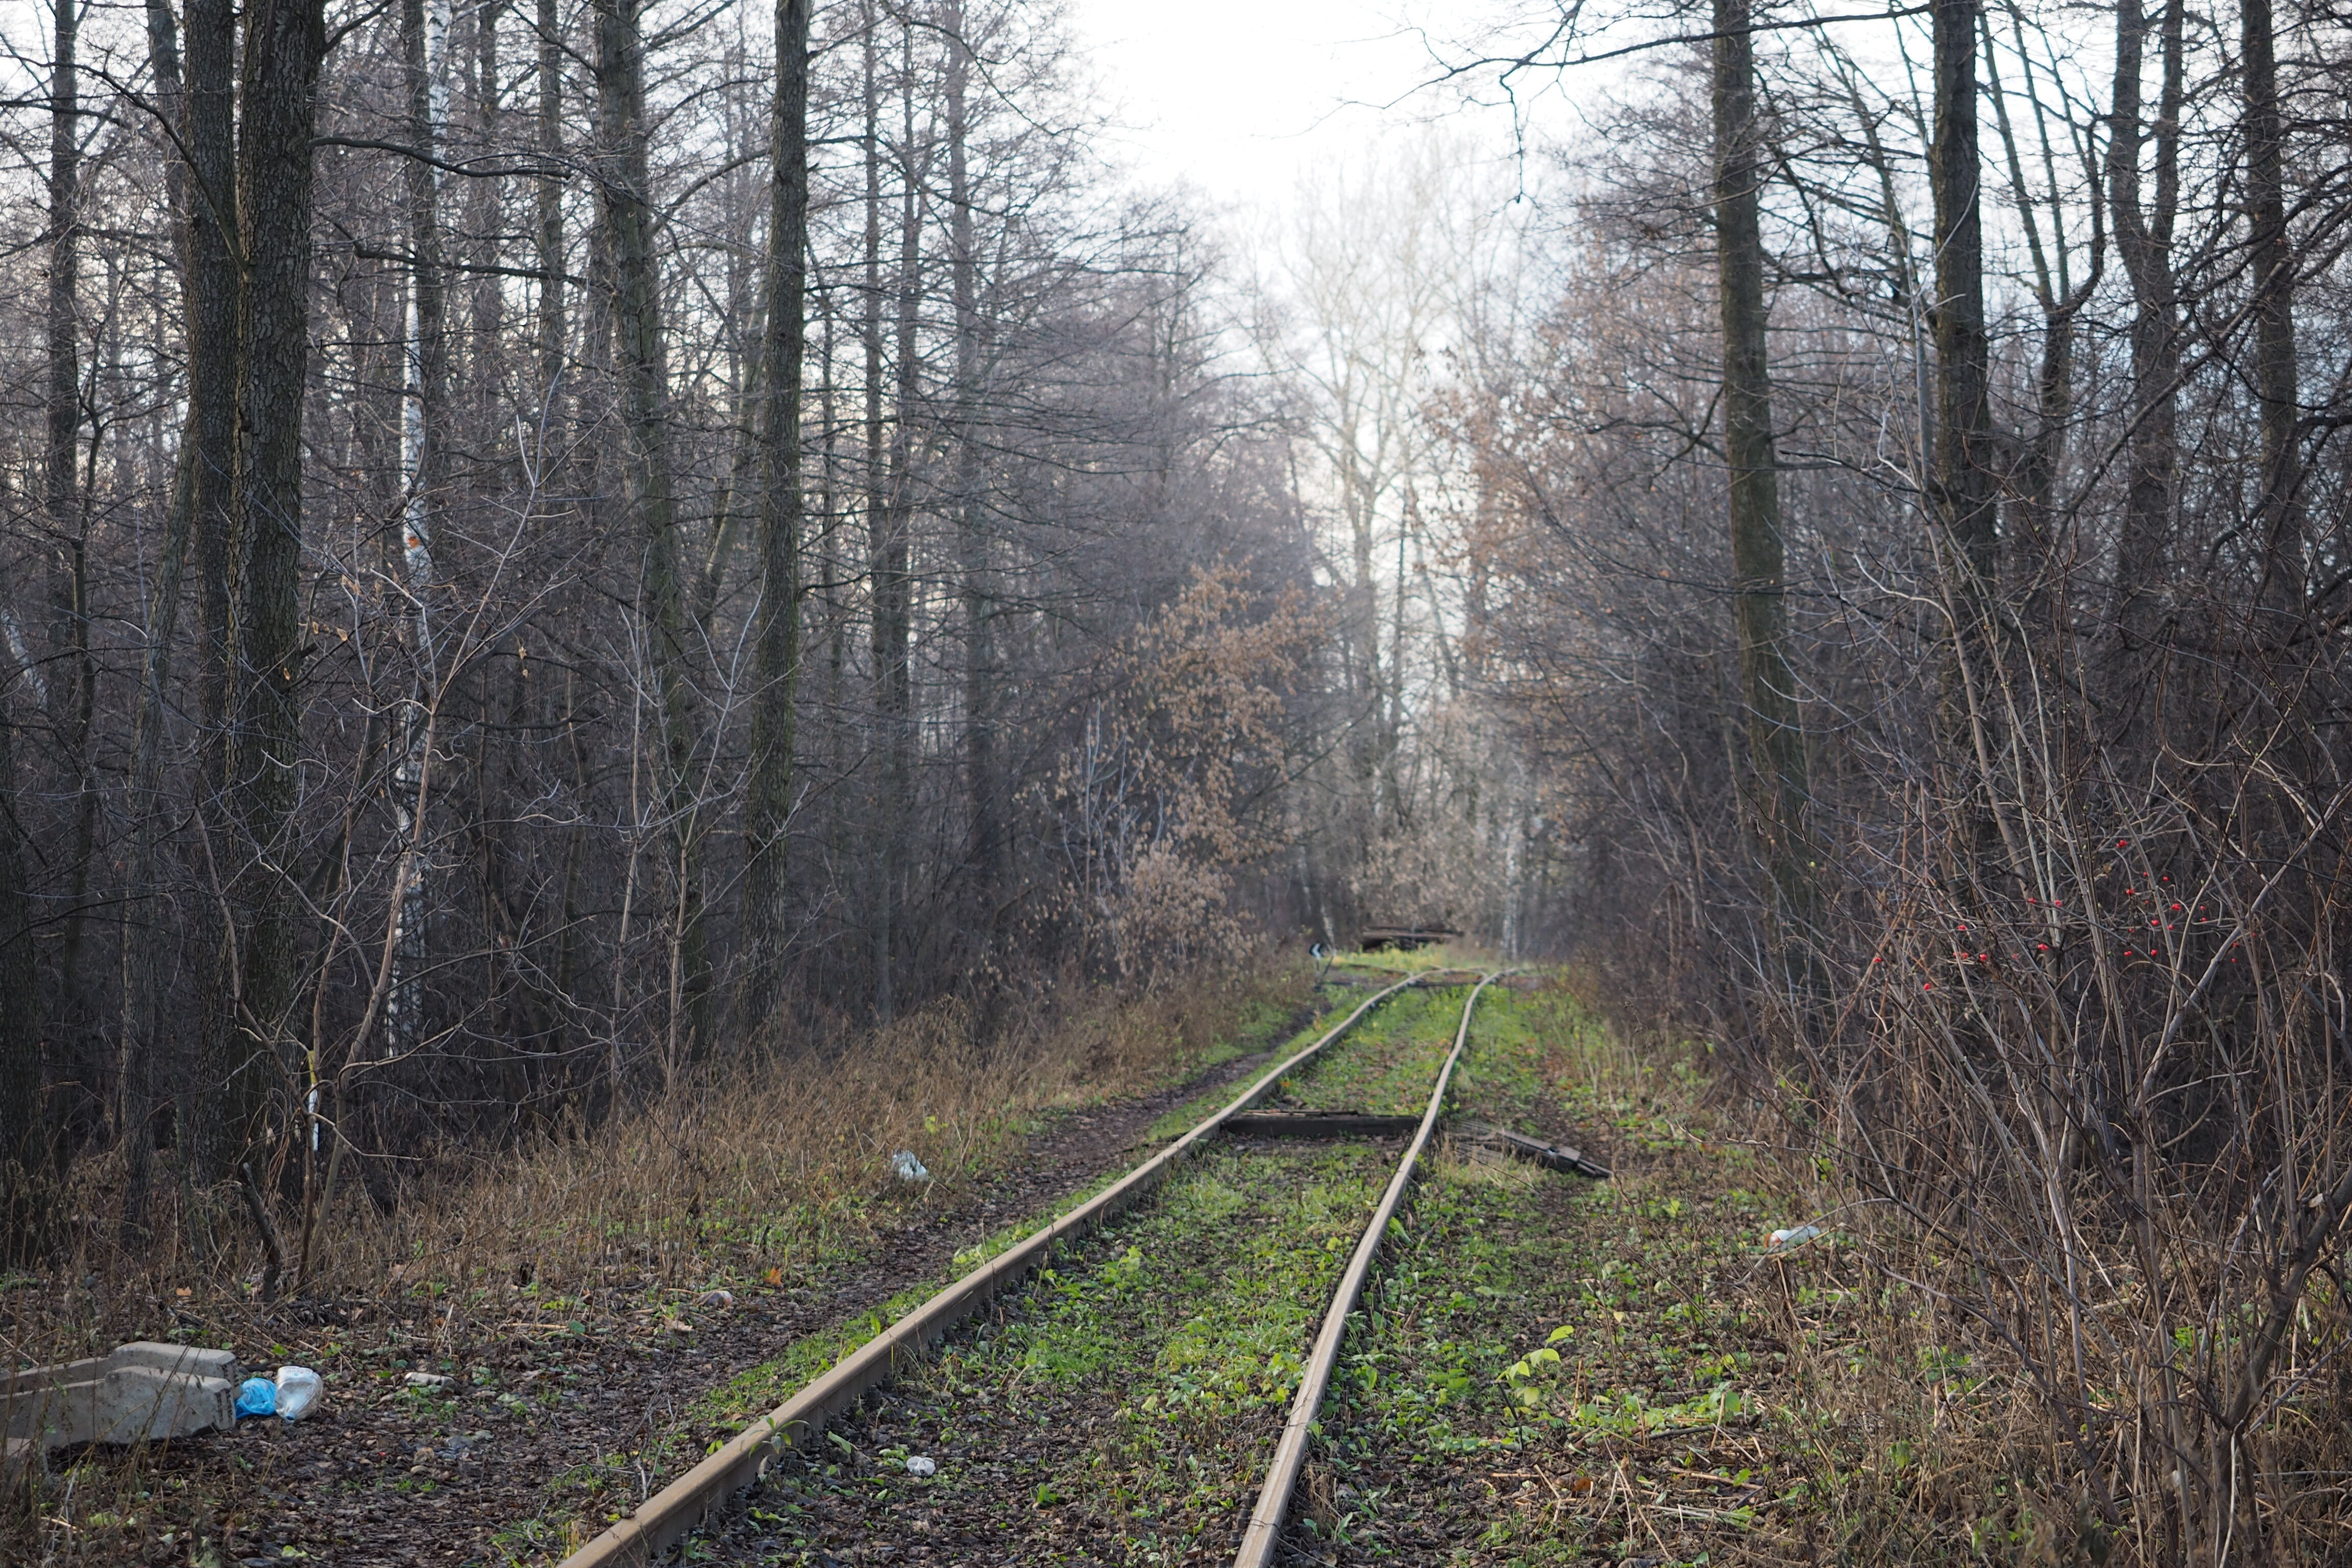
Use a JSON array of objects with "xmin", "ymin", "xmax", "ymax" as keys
[
  {"xmin": 0, "ymin": 959, "xmax": 1312, "ymax": 1564},
  {"xmin": 14, "ymin": 960, "xmax": 2348, "ymax": 1565},
  {"xmin": 1531, "ymin": 975, "xmax": 2352, "ymax": 1568}
]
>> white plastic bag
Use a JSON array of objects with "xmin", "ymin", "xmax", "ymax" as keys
[
  {"xmin": 274, "ymin": 1364, "xmax": 323, "ymax": 1421},
  {"xmin": 890, "ymin": 1150, "xmax": 930, "ymax": 1183}
]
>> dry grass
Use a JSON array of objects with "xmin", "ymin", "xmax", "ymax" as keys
[
  {"xmin": 1556, "ymin": 979, "xmax": 2352, "ymax": 1566},
  {"xmin": 1, "ymin": 959, "xmax": 1307, "ymax": 1387}
]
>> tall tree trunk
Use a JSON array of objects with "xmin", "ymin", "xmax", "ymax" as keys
[
  {"xmin": 2243, "ymin": 0, "xmax": 2301, "ymax": 634},
  {"xmin": 859, "ymin": 6, "xmax": 891, "ymax": 1018},
  {"xmin": 205, "ymin": 0, "xmax": 328, "ymax": 1182},
  {"xmin": 121, "ymin": 0, "xmax": 200, "ymax": 1237},
  {"xmin": 47, "ymin": 0, "xmax": 101, "ymax": 1032},
  {"xmin": 742, "ymin": 0, "xmax": 810, "ymax": 1026},
  {"xmin": 1929, "ymin": 0, "xmax": 2001, "ymax": 863},
  {"xmin": 180, "ymin": 0, "xmax": 240, "ymax": 1184},
  {"xmin": 467, "ymin": 4, "xmax": 506, "ymax": 393},
  {"xmin": 187, "ymin": 0, "xmax": 236, "ymax": 765},
  {"xmin": 534, "ymin": 0, "xmax": 565, "ymax": 397},
  {"xmin": 387, "ymin": 0, "xmax": 448, "ymax": 1064},
  {"xmin": 0, "ymin": 705, "xmax": 40, "ymax": 1256},
  {"xmin": 595, "ymin": 0, "xmax": 712, "ymax": 1061},
  {"xmin": 1710, "ymin": 0, "xmax": 1811, "ymax": 921},
  {"xmin": 944, "ymin": 1, "xmax": 1001, "ymax": 954},
  {"xmin": 2105, "ymin": 0, "xmax": 2183, "ymax": 668},
  {"xmin": 871, "ymin": 10, "xmax": 920, "ymax": 1021}
]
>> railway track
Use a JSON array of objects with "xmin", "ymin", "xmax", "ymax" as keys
[{"xmin": 557, "ymin": 968, "xmax": 1586, "ymax": 1567}]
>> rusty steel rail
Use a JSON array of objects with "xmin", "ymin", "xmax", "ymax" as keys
[
  {"xmin": 556, "ymin": 973, "xmax": 1439, "ymax": 1568},
  {"xmin": 1232, "ymin": 970, "xmax": 1506, "ymax": 1568}
]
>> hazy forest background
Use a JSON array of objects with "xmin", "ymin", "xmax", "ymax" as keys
[{"xmin": 4, "ymin": 0, "xmax": 2352, "ymax": 1553}]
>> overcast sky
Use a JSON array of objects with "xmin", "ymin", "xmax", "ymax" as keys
[{"xmin": 1063, "ymin": 0, "xmax": 1546, "ymax": 228}]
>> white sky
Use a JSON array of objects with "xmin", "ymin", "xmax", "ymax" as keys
[{"xmin": 1064, "ymin": 0, "xmax": 1542, "ymax": 228}]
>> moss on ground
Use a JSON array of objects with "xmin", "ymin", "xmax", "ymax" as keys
[{"xmin": 724, "ymin": 1142, "xmax": 1394, "ymax": 1565}]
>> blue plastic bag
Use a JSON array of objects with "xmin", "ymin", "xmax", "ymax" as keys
[{"xmin": 235, "ymin": 1377, "xmax": 277, "ymax": 1418}]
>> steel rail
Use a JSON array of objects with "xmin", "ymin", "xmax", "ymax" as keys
[
  {"xmin": 1232, "ymin": 969, "xmax": 1505, "ymax": 1568},
  {"xmin": 556, "ymin": 973, "xmax": 1437, "ymax": 1568}
]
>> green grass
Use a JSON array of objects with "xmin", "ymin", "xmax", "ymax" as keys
[
  {"xmin": 747, "ymin": 1140, "xmax": 1396, "ymax": 1562},
  {"xmin": 1266, "ymin": 985, "xmax": 1464, "ymax": 1116}
]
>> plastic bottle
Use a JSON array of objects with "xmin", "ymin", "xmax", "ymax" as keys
[{"xmin": 274, "ymin": 1365, "xmax": 323, "ymax": 1421}]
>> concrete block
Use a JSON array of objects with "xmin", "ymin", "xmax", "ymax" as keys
[{"xmin": 1, "ymin": 1342, "xmax": 245, "ymax": 1462}]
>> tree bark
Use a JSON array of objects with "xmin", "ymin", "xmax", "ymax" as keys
[
  {"xmin": 870, "ymin": 9, "xmax": 920, "ymax": 1021},
  {"xmin": 742, "ymin": 0, "xmax": 810, "ymax": 1026},
  {"xmin": 595, "ymin": 0, "xmax": 712, "ymax": 1061},
  {"xmin": 121, "ymin": 0, "xmax": 200, "ymax": 1237},
  {"xmin": 2105, "ymin": 0, "xmax": 2182, "ymax": 664},
  {"xmin": 1928, "ymin": 0, "xmax": 2002, "ymax": 873},
  {"xmin": 182, "ymin": 0, "xmax": 241, "ymax": 1180},
  {"xmin": 388, "ymin": 0, "xmax": 450, "ymax": 1062},
  {"xmin": 1930, "ymin": 0, "xmax": 1997, "ymax": 621},
  {"xmin": 0, "ymin": 704, "xmax": 40, "ymax": 1255},
  {"xmin": 2243, "ymin": 0, "xmax": 2301, "ymax": 634},
  {"xmin": 47, "ymin": 0, "xmax": 102, "ymax": 1025},
  {"xmin": 206, "ymin": 0, "xmax": 328, "ymax": 1182},
  {"xmin": 1710, "ymin": 0, "xmax": 1810, "ymax": 920},
  {"xmin": 185, "ymin": 0, "xmax": 237, "ymax": 767},
  {"xmin": 944, "ymin": 1, "xmax": 1002, "ymax": 953},
  {"xmin": 534, "ymin": 0, "xmax": 565, "ymax": 396}
]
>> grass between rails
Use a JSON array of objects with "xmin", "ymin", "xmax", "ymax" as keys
[
  {"xmin": 489, "ymin": 984, "xmax": 1343, "ymax": 1562},
  {"xmin": 1265, "ymin": 986, "xmax": 1465, "ymax": 1119},
  {"xmin": 671, "ymin": 970, "xmax": 1487, "ymax": 1564},
  {"xmin": 712, "ymin": 1140, "xmax": 1400, "ymax": 1566},
  {"xmin": 511, "ymin": 973, "xmax": 1449, "ymax": 1558}
]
